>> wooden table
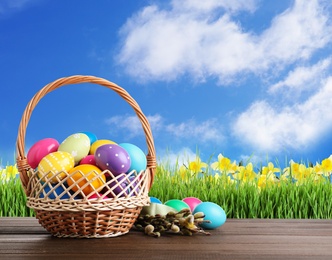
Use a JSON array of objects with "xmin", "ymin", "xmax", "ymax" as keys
[{"xmin": 1, "ymin": 217, "xmax": 331, "ymax": 259}]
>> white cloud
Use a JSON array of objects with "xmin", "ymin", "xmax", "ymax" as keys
[
  {"xmin": 105, "ymin": 114, "xmax": 163, "ymax": 138},
  {"xmin": 232, "ymin": 77, "xmax": 332, "ymax": 153},
  {"xmin": 0, "ymin": 0, "xmax": 37, "ymax": 15},
  {"xmin": 157, "ymin": 147, "xmax": 197, "ymax": 168},
  {"xmin": 259, "ymin": 0, "xmax": 331, "ymax": 64},
  {"xmin": 105, "ymin": 114, "xmax": 224, "ymax": 144},
  {"xmin": 171, "ymin": 0, "xmax": 257, "ymax": 14},
  {"xmin": 269, "ymin": 58, "xmax": 332, "ymax": 95},
  {"xmin": 166, "ymin": 118, "xmax": 224, "ymax": 143},
  {"xmin": 117, "ymin": 0, "xmax": 332, "ymax": 83}
]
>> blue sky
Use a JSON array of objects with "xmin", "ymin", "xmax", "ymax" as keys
[{"xmin": 1, "ymin": 0, "xmax": 332, "ymax": 169}]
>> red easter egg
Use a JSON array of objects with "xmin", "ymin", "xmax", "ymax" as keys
[{"xmin": 27, "ymin": 138, "xmax": 59, "ymax": 168}]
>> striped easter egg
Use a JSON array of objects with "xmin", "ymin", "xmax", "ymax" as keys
[{"xmin": 38, "ymin": 151, "xmax": 75, "ymax": 183}]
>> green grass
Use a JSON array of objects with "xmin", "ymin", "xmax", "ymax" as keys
[
  {"xmin": 1, "ymin": 160, "xmax": 332, "ymax": 218},
  {"xmin": 148, "ymin": 165, "xmax": 332, "ymax": 219},
  {"xmin": 0, "ymin": 177, "xmax": 34, "ymax": 217}
]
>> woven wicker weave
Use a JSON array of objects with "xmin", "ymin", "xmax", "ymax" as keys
[{"xmin": 16, "ymin": 75, "xmax": 156, "ymax": 238}]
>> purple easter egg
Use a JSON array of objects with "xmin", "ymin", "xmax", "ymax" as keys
[
  {"xmin": 105, "ymin": 175, "xmax": 139, "ymax": 198},
  {"xmin": 95, "ymin": 144, "xmax": 131, "ymax": 175},
  {"xmin": 105, "ymin": 175, "xmax": 128, "ymax": 197}
]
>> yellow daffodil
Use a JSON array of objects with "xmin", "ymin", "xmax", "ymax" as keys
[
  {"xmin": 211, "ymin": 154, "xmax": 237, "ymax": 174},
  {"xmin": 292, "ymin": 164, "xmax": 315, "ymax": 185},
  {"xmin": 320, "ymin": 155, "xmax": 332, "ymax": 176},
  {"xmin": 233, "ymin": 162, "xmax": 257, "ymax": 183},
  {"xmin": 257, "ymin": 173, "xmax": 277, "ymax": 190},
  {"xmin": 0, "ymin": 164, "xmax": 18, "ymax": 181},
  {"xmin": 262, "ymin": 162, "xmax": 280, "ymax": 176},
  {"xmin": 188, "ymin": 156, "xmax": 208, "ymax": 175},
  {"xmin": 313, "ymin": 162, "xmax": 322, "ymax": 175}
]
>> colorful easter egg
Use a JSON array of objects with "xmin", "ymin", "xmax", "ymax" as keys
[
  {"xmin": 164, "ymin": 199, "xmax": 190, "ymax": 212},
  {"xmin": 58, "ymin": 133, "xmax": 90, "ymax": 164},
  {"xmin": 67, "ymin": 164, "xmax": 105, "ymax": 196},
  {"xmin": 193, "ymin": 202, "xmax": 226, "ymax": 229},
  {"xmin": 150, "ymin": 197, "xmax": 162, "ymax": 204},
  {"xmin": 39, "ymin": 183, "xmax": 71, "ymax": 199},
  {"xmin": 95, "ymin": 144, "xmax": 131, "ymax": 175},
  {"xmin": 182, "ymin": 197, "xmax": 202, "ymax": 212},
  {"xmin": 38, "ymin": 151, "xmax": 75, "ymax": 183},
  {"xmin": 87, "ymin": 192, "xmax": 108, "ymax": 200},
  {"xmin": 27, "ymin": 138, "xmax": 59, "ymax": 169},
  {"xmin": 119, "ymin": 143, "xmax": 147, "ymax": 173},
  {"xmin": 90, "ymin": 139, "xmax": 117, "ymax": 155},
  {"xmin": 80, "ymin": 131, "xmax": 98, "ymax": 145},
  {"xmin": 104, "ymin": 174, "xmax": 138, "ymax": 198},
  {"xmin": 79, "ymin": 154, "xmax": 96, "ymax": 166}
]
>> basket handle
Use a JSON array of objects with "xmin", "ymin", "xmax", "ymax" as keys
[{"xmin": 16, "ymin": 75, "xmax": 156, "ymax": 195}]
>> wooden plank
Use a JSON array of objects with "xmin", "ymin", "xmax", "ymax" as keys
[{"xmin": 0, "ymin": 217, "xmax": 331, "ymax": 259}]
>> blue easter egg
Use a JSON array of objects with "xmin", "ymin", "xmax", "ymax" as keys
[
  {"xmin": 150, "ymin": 197, "xmax": 162, "ymax": 204},
  {"xmin": 39, "ymin": 184, "xmax": 71, "ymax": 200},
  {"xmin": 193, "ymin": 202, "xmax": 226, "ymax": 229},
  {"xmin": 119, "ymin": 143, "xmax": 147, "ymax": 173},
  {"xmin": 80, "ymin": 131, "xmax": 98, "ymax": 145}
]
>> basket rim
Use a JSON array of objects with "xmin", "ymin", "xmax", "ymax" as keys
[{"xmin": 16, "ymin": 75, "xmax": 157, "ymax": 196}]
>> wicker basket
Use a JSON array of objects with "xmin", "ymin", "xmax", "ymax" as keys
[{"xmin": 16, "ymin": 75, "xmax": 156, "ymax": 238}]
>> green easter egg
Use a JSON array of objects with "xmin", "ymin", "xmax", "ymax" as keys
[
  {"xmin": 164, "ymin": 199, "xmax": 190, "ymax": 212},
  {"xmin": 58, "ymin": 133, "xmax": 90, "ymax": 164}
]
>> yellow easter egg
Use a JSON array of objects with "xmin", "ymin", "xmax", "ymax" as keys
[
  {"xmin": 38, "ymin": 151, "xmax": 75, "ymax": 183},
  {"xmin": 90, "ymin": 139, "xmax": 116, "ymax": 155},
  {"xmin": 67, "ymin": 164, "xmax": 105, "ymax": 196}
]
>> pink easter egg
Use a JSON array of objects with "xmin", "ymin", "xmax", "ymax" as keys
[
  {"xmin": 87, "ymin": 192, "xmax": 108, "ymax": 200},
  {"xmin": 79, "ymin": 154, "xmax": 96, "ymax": 166},
  {"xmin": 182, "ymin": 197, "xmax": 202, "ymax": 212},
  {"xmin": 27, "ymin": 138, "xmax": 59, "ymax": 169}
]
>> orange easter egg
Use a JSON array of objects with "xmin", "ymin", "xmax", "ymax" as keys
[{"xmin": 67, "ymin": 164, "xmax": 105, "ymax": 196}]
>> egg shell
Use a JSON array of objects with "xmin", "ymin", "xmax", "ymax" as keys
[
  {"xmin": 150, "ymin": 197, "xmax": 162, "ymax": 204},
  {"xmin": 80, "ymin": 131, "xmax": 98, "ymax": 145},
  {"xmin": 67, "ymin": 164, "xmax": 105, "ymax": 196},
  {"xmin": 182, "ymin": 197, "xmax": 202, "ymax": 211},
  {"xmin": 38, "ymin": 151, "xmax": 75, "ymax": 183},
  {"xmin": 164, "ymin": 199, "xmax": 190, "ymax": 212},
  {"xmin": 79, "ymin": 155, "xmax": 97, "ymax": 166},
  {"xmin": 58, "ymin": 133, "xmax": 90, "ymax": 164},
  {"xmin": 39, "ymin": 183, "xmax": 71, "ymax": 199},
  {"xmin": 95, "ymin": 144, "xmax": 131, "ymax": 175},
  {"xmin": 119, "ymin": 143, "xmax": 147, "ymax": 173},
  {"xmin": 193, "ymin": 202, "xmax": 226, "ymax": 229},
  {"xmin": 90, "ymin": 139, "xmax": 117, "ymax": 155},
  {"xmin": 27, "ymin": 138, "xmax": 59, "ymax": 169}
]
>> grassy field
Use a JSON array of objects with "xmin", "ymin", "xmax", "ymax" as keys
[{"xmin": 1, "ymin": 153, "xmax": 332, "ymax": 218}]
